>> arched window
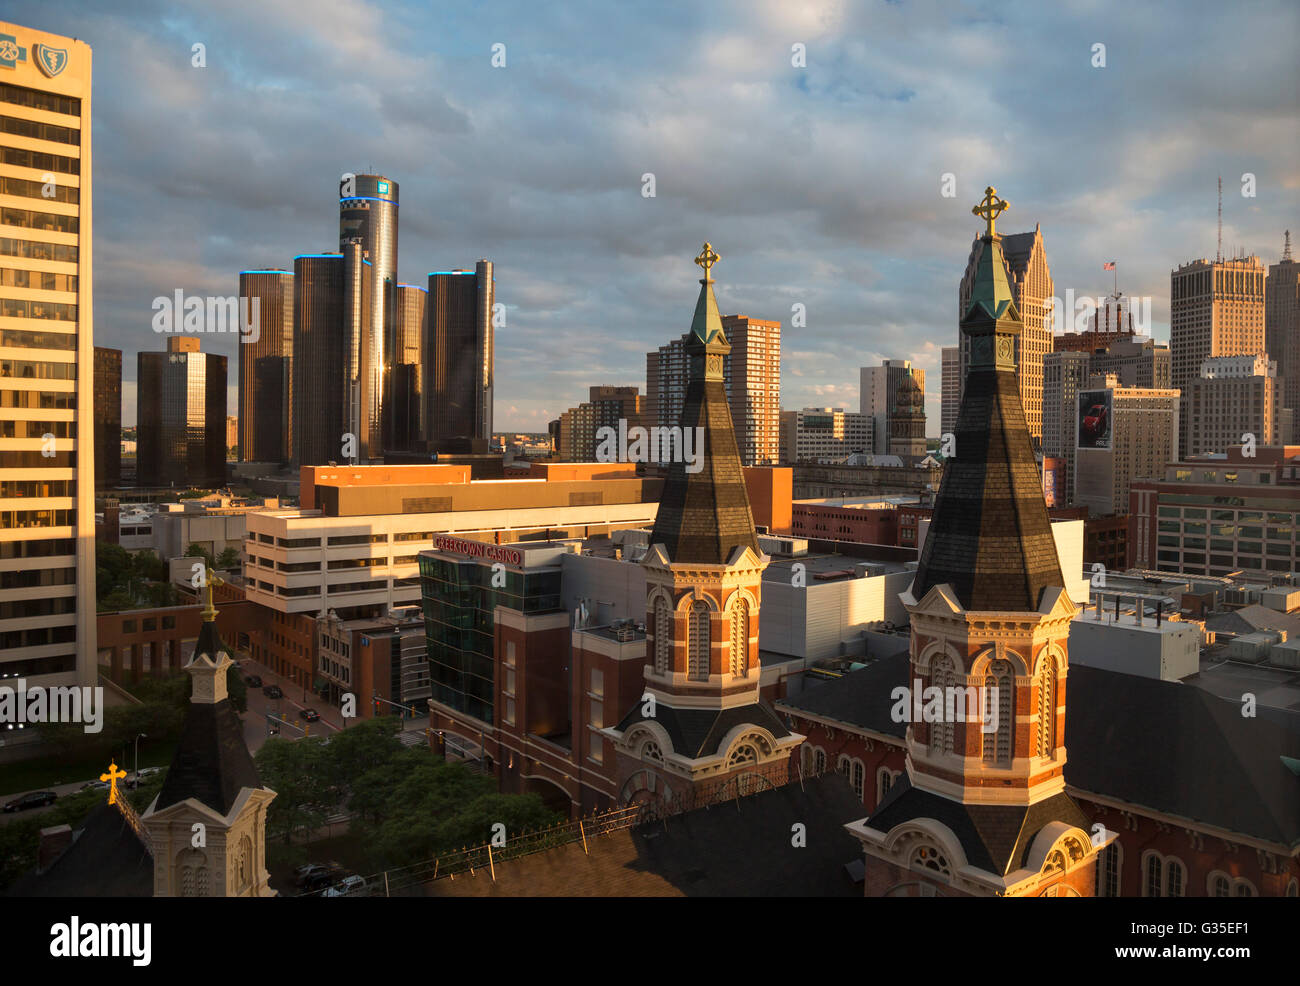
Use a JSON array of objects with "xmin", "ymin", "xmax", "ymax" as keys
[
  {"xmin": 929, "ymin": 654, "xmax": 954, "ymax": 755},
  {"xmin": 877, "ymin": 767, "xmax": 894, "ymax": 805},
  {"xmin": 814, "ymin": 747, "xmax": 827, "ymax": 774},
  {"xmin": 1096, "ymin": 841, "xmax": 1121, "ymax": 897},
  {"xmin": 178, "ymin": 849, "xmax": 208, "ymax": 898},
  {"xmin": 730, "ymin": 598, "xmax": 749, "ymax": 677},
  {"xmin": 640, "ymin": 739, "xmax": 662, "ymax": 762},
  {"xmin": 1164, "ymin": 858, "xmax": 1185, "ymax": 897},
  {"xmin": 687, "ymin": 601, "xmax": 709, "ymax": 680},
  {"xmin": 1211, "ymin": 874, "xmax": 1230, "ymax": 897},
  {"xmin": 1286, "ymin": 879, "xmax": 1298, "ymax": 897},
  {"xmin": 653, "ymin": 595, "xmax": 671, "ymax": 673},
  {"xmin": 727, "ymin": 744, "xmax": 757, "ymax": 767},
  {"xmin": 911, "ymin": 844, "xmax": 950, "ymax": 876},
  {"xmin": 850, "ymin": 759, "xmax": 865, "ymax": 801},
  {"xmin": 1143, "ymin": 853, "xmax": 1162, "ymax": 897},
  {"xmin": 1234, "ymin": 881, "xmax": 1255, "ymax": 897},
  {"xmin": 1036, "ymin": 656, "xmax": 1056, "ymax": 758},
  {"xmin": 982, "ymin": 659, "xmax": 1013, "ymax": 766},
  {"xmin": 238, "ymin": 835, "xmax": 253, "ymax": 891}
]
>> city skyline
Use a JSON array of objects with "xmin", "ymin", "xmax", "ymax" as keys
[{"xmin": 11, "ymin": 0, "xmax": 1298, "ymax": 432}]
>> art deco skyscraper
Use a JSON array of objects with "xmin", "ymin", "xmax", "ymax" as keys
[
  {"xmin": 237, "ymin": 269, "xmax": 293, "ymax": 463},
  {"xmin": 1170, "ymin": 254, "xmax": 1266, "ymax": 395},
  {"xmin": 0, "ymin": 22, "xmax": 95, "ymax": 686},
  {"xmin": 425, "ymin": 261, "xmax": 494, "ymax": 444},
  {"xmin": 339, "ymin": 173, "xmax": 398, "ymax": 459},
  {"xmin": 957, "ymin": 224, "xmax": 1054, "ymax": 446},
  {"xmin": 137, "ymin": 337, "xmax": 227, "ymax": 488},
  {"xmin": 1266, "ymin": 232, "xmax": 1300, "ymax": 415}
]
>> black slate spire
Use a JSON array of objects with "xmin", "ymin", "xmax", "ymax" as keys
[{"xmin": 649, "ymin": 244, "xmax": 761, "ymax": 566}]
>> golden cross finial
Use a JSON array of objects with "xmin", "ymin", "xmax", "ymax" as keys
[
  {"xmin": 201, "ymin": 567, "xmax": 225, "ymax": 622},
  {"xmin": 972, "ymin": 186, "xmax": 1009, "ymax": 239},
  {"xmin": 101, "ymin": 760, "xmax": 127, "ymax": 805},
  {"xmin": 694, "ymin": 242, "xmax": 720, "ymax": 281}
]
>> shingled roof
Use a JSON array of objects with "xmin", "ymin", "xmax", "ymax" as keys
[
  {"xmin": 6, "ymin": 804, "xmax": 153, "ymax": 898},
  {"xmin": 614, "ymin": 698, "xmax": 791, "ymax": 759},
  {"xmin": 648, "ymin": 251, "xmax": 761, "ymax": 566},
  {"xmin": 911, "ymin": 232, "xmax": 1065, "ymax": 612},
  {"xmin": 154, "ymin": 619, "xmax": 262, "ymax": 816}
]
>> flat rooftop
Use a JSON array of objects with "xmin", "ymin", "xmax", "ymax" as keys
[
  {"xmin": 1186, "ymin": 649, "xmax": 1300, "ymax": 714},
  {"xmin": 763, "ymin": 552, "xmax": 914, "ymax": 583}
]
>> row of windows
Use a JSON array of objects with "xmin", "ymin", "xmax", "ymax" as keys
[
  {"xmin": 2, "ymin": 451, "xmax": 74, "ymax": 467},
  {"xmin": 0, "ymin": 389, "xmax": 74, "ymax": 408},
  {"xmin": 0, "ymin": 357, "xmax": 75, "ymax": 379},
  {"xmin": 0, "ymin": 564, "xmax": 75, "ymax": 588},
  {"xmin": 0, "ymin": 625, "xmax": 76, "ymax": 649},
  {"xmin": 0, "ymin": 327, "xmax": 78, "ymax": 352},
  {"xmin": 0, "ymin": 174, "xmax": 79, "ymax": 205},
  {"xmin": 0, "ymin": 267, "xmax": 77, "ymax": 291},
  {"xmin": 0, "ymin": 113, "xmax": 80, "ymax": 146},
  {"xmin": 0, "ymin": 298, "xmax": 77, "ymax": 320},
  {"xmin": 0, "ymin": 420, "xmax": 74, "ymax": 439},
  {"xmin": 0, "ymin": 537, "xmax": 74, "ymax": 559},
  {"xmin": 0, "ymin": 479, "xmax": 75, "ymax": 498},
  {"xmin": 0, "ymin": 595, "xmax": 76, "ymax": 619},
  {"xmin": 117, "ymin": 615, "xmax": 178, "ymax": 633},
  {"xmin": 0, "ymin": 206, "xmax": 78, "ymax": 234},
  {"xmin": 0, "ymin": 235, "xmax": 79, "ymax": 263},
  {"xmin": 0, "ymin": 82, "xmax": 81, "ymax": 118}
]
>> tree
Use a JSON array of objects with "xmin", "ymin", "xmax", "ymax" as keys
[
  {"xmin": 215, "ymin": 546, "xmax": 242, "ymax": 571},
  {"xmin": 255, "ymin": 737, "xmax": 333, "ymax": 845},
  {"xmin": 184, "ymin": 543, "xmax": 215, "ymax": 570},
  {"xmin": 98, "ymin": 590, "xmax": 135, "ymax": 612},
  {"xmin": 131, "ymin": 549, "xmax": 165, "ymax": 583}
]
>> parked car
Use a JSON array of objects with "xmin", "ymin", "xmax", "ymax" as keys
[
  {"xmin": 299, "ymin": 708, "xmax": 320, "ymax": 723},
  {"xmin": 293, "ymin": 861, "xmax": 344, "ymax": 887},
  {"xmin": 262, "ymin": 684, "xmax": 283, "ymax": 699},
  {"xmin": 244, "ymin": 674, "xmax": 263, "ymax": 687},
  {"xmin": 324, "ymin": 875, "xmax": 368, "ymax": 897},
  {"xmin": 3, "ymin": 791, "xmax": 56, "ymax": 813},
  {"xmin": 125, "ymin": 767, "xmax": 162, "ymax": 790},
  {"xmin": 79, "ymin": 780, "xmax": 110, "ymax": 793}
]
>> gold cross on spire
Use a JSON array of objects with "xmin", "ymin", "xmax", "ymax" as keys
[
  {"xmin": 694, "ymin": 242, "xmax": 720, "ymax": 281},
  {"xmin": 101, "ymin": 760, "xmax": 127, "ymax": 805},
  {"xmin": 201, "ymin": 567, "xmax": 225, "ymax": 623},
  {"xmin": 972, "ymin": 186, "xmax": 1009, "ymax": 239}
]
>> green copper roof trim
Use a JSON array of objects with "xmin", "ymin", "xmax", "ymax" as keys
[
  {"xmin": 690, "ymin": 277, "xmax": 725, "ymax": 344},
  {"xmin": 963, "ymin": 234, "xmax": 1021, "ymax": 324}
]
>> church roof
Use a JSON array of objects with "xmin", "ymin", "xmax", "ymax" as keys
[
  {"xmin": 911, "ymin": 231, "xmax": 1064, "ymax": 612},
  {"xmin": 778, "ymin": 651, "xmax": 1300, "ymax": 848},
  {"xmin": 5, "ymin": 804, "xmax": 153, "ymax": 897},
  {"xmin": 154, "ymin": 615, "xmax": 262, "ymax": 816},
  {"xmin": 649, "ymin": 246, "xmax": 762, "ymax": 566},
  {"xmin": 614, "ymin": 698, "xmax": 791, "ymax": 760}
]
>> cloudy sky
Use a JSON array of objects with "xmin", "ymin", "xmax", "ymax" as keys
[{"xmin": 13, "ymin": 0, "xmax": 1300, "ymax": 430}]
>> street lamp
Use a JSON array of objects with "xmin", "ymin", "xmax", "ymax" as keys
[{"xmin": 133, "ymin": 732, "xmax": 147, "ymax": 784}]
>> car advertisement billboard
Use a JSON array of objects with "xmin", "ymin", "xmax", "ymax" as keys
[{"xmin": 1077, "ymin": 390, "xmax": 1112, "ymax": 449}]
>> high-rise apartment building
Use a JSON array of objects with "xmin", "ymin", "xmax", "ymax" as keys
[
  {"xmin": 137, "ymin": 336, "xmax": 227, "ymax": 488},
  {"xmin": 1042, "ymin": 350, "xmax": 1091, "ymax": 505},
  {"xmin": 93, "ymin": 346, "xmax": 120, "ymax": 489},
  {"xmin": 556, "ymin": 385, "xmax": 647, "ymax": 461},
  {"xmin": 1088, "ymin": 336, "xmax": 1171, "ymax": 390},
  {"xmin": 859, "ymin": 359, "xmax": 925, "ymax": 456},
  {"xmin": 425, "ymin": 262, "xmax": 494, "ymax": 445},
  {"xmin": 1182, "ymin": 354, "xmax": 1282, "ymax": 457},
  {"xmin": 237, "ymin": 269, "xmax": 293, "ymax": 464},
  {"xmin": 779, "ymin": 407, "xmax": 873, "ymax": 463},
  {"xmin": 721, "ymin": 315, "xmax": 780, "ymax": 466},
  {"xmin": 957, "ymin": 225, "xmax": 1054, "ymax": 445},
  {"xmin": 0, "ymin": 23, "xmax": 95, "ymax": 686},
  {"xmin": 940, "ymin": 345, "xmax": 959, "ymax": 437},
  {"xmin": 387, "ymin": 282, "xmax": 426, "ymax": 452},
  {"xmin": 1266, "ymin": 232, "xmax": 1300, "ymax": 415},
  {"xmin": 338, "ymin": 173, "xmax": 397, "ymax": 460},
  {"xmin": 646, "ymin": 314, "xmax": 781, "ymax": 466},
  {"xmin": 1074, "ymin": 375, "xmax": 1179, "ymax": 517},
  {"xmin": 1170, "ymin": 255, "xmax": 1266, "ymax": 396}
]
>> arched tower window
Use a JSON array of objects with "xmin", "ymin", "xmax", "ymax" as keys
[
  {"xmin": 730, "ymin": 598, "xmax": 749, "ymax": 677},
  {"xmin": 178, "ymin": 848, "xmax": 209, "ymax": 898},
  {"xmin": 982, "ymin": 659, "xmax": 1013, "ymax": 766},
  {"xmin": 1037, "ymin": 656, "xmax": 1057, "ymax": 758},
  {"xmin": 238, "ymin": 835, "xmax": 253, "ymax": 891},
  {"xmin": 929, "ymin": 654, "xmax": 954, "ymax": 756},
  {"xmin": 653, "ymin": 595, "xmax": 671, "ymax": 673},
  {"xmin": 688, "ymin": 601, "xmax": 710, "ymax": 680}
]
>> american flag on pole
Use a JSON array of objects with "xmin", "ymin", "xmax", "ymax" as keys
[{"xmin": 1103, "ymin": 261, "xmax": 1116, "ymax": 270}]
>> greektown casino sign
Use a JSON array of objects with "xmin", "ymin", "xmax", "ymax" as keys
[{"xmin": 433, "ymin": 535, "xmax": 523, "ymax": 567}]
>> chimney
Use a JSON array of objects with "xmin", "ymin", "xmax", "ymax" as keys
[{"xmin": 37, "ymin": 824, "xmax": 73, "ymax": 870}]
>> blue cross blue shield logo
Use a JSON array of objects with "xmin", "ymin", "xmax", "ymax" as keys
[
  {"xmin": 34, "ymin": 43, "xmax": 68, "ymax": 78},
  {"xmin": 0, "ymin": 34, "xmax": 27, "ymax": 70}
]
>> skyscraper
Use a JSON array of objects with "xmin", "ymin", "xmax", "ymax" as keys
[
  {"xmin": 339, "ymin": 173, "xmax": 398, "ymax": 460},
  {"xmin": 237, "ymin": 269, "xmax": 293, "ymax": 464},
  {"xmin": 1042, "ymin": 350, "xmax": 1091, "ymax": 505},
  {"xmin": 1266, "ymin": 232, "xmax": 1300, "ymax": 415},
  {"xmin": 425, "ymin": 261, "xmax": 494, "ymax": 444},
  {"xmin": 1170, "ymin": 255, "xmax": 1266, "ymax": 396},
  {"xmin": 940, "ymin": 345, "xmax": 959, "ymax": 438},
  {"xmin": 137, "ymin": 336, "xmax": 227, "ymax": 489},
  {"xmin": 1074, "ymin": 375, "xmax": 1180, "ymax": 518},
  {"xmin": 387, "ymin": 282, "xmax": 426, "ymax": 452},
  {"xmin": 556, "ymin": 385, "xmax": 647, "ymax": 461},
  {"xmin": 1182, "ymin": 355, "xmax": 1282, "ymax": 457},
  {"xmin": 721, "ymin": 315, "xmax": 781, "ymax": 466},
  {"xmin": 859, "ymin": 359, "xmax": 925, "ymax": 455},
  {"xmin": 93, "ymin": 346, "xmax": 121, "ymax": 489},
  {"xmin": 957, "ymin": 225, "xmax": 1054, "ymax": 445},
  {"xmin": 0, "ymin": 23, "xmax": 95, "ymax": 686}
]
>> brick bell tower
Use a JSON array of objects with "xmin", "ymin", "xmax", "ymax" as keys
[
  {"xmin": 847, "ymin": 189, "xmax": 1104, "ymax": 897},
  {"xmin": 606, "ymin": 244, "xmax": 802, "ymax": 817}
]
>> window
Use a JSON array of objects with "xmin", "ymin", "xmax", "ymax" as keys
[
  {"xmin": 730, "ymin": 598, "xmax": 749, "ymax": 676},
  {"xmin": 1165, "ymin": 858, "xmax": 1185, "ymax": 897},
  {"xmin": 1096, "ymin": 841, "xmax": 1121, "ymax": 897},
  {"xmin": 1037, "ymin": 657, "xmax": 1056, "ymax": 758},
  {"xmin": 877, "ymin": 768, "xmax": 894, "ymax": 805},
  {"xmin": 504, "ymin": 697, "xmax": 515, "ymax": 727},
  {"xmin": 911, "ymin": 844, "xmax": 950, "ymax": 876},
  {"xmin": 929, "ymin": 654, "xmax": 953, "ymax": 755},
  {"xmin": 589, "ymin": 734, "xmax": 602, "ymax": 765},
  {"xmin": 982, "ymin": 659, "xmax": 1013, "ymax": 766},
  {"xmin": 590, "ymin": 667, "xmax": 603, "ymax": 698},
  {"xmin": 653, "ymin": 595, "xmax": 671, "ymax": 673},
  {"xmin": 1144, "ymin": 853, "xmax": 1162, "ymax": 897},
  {"xmin": 814, "ymin": 747, "xmax": 826, "ymax": 774},
  {"xmin": 687, "ymin": 601, "xmax": 709, "ymax": 680},
  {"xmin": 850, "ymin": 759, "xmax": 864, "ymax": 801}
]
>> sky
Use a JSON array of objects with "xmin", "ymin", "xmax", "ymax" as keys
[{"xmin": 12, "ymin": 0, "xmax": 1300, "ymax": 431}]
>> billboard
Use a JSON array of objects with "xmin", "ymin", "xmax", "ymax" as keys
[{"xmin": 1077, "ymin": 390, "xmax": 1112, "ymax": 449}]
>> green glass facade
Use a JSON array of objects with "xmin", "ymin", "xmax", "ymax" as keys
[{"xmin": 418, "ymin": 552, "xmax": 562, "ymax": 725}]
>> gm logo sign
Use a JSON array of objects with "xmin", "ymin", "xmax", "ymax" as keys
[
  {"xmin": 377, "ymin": 180, "xmax": 390, "ymax": 194},
  {"xmin": 0, "ymin": 34, "xmax": 27, "ymax": 70},
  {"xmin": 34, "ymin": 43, "xmax": 68, "ymax": 78}
]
